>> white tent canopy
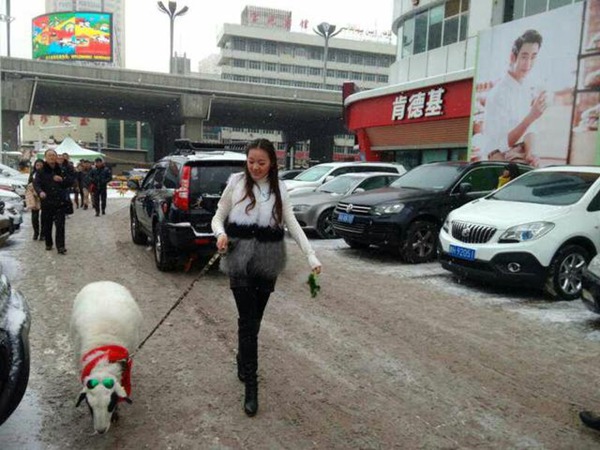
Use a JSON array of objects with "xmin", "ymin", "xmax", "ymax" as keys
[{"xmin": 37, "ymin": 137, "xmax": 105, "ymax": 162}]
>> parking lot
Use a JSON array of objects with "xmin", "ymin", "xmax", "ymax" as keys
[{"xmin": 1, "ymin": 197, "xmax": 600, "ymax": 448}]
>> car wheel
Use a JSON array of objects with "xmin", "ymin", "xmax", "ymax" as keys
[
  {"xmin": 401, "ymin": 220, "xmax": 438, "ymax": 264},
  {"xmin": 343, "ymin": 238, "xmax": 369, "ymax": 250},
  {"xmin": 153, "ymin": 222, "xmax": 177, "ymax": 272},
  {"xmin": 545, "ymin": 244, "xmax": 591, "ymax": 300},
  {"xmin": 316, "ymin": 209, "xmax": 338, "ymax": 239},
  {"xmin": 130, "ymin": 209, "xmax": 147, "ymax": 245}
]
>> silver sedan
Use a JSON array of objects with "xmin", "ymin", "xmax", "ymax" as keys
[{"xmin": 290, "ymin": 172, "xmax": 402, "ymax": 239}]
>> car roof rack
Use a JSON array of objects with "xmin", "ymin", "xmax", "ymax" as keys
[{"xmin": 171, "ymin": 139, "xmax": 246, "ymax": 155}]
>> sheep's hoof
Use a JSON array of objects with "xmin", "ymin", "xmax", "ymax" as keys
[{"xmin": 111, "ymin": 411, "xmax": 120, "ymax": 423}]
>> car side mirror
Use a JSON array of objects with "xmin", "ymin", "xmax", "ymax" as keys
[
  {"xmin": 127, "ymin": 179, "xmax": 140, "ymax": 190},
  {"xmin": 324, "ymin": 175, "xmax": 334, "ymax": 183},
  {"xmin": 459, "ymin": 182, "xmax": 472, "ymax": 196},
  {"xmin": 353, "ymin": 187, "xmax": 365, "ymax": 194}
]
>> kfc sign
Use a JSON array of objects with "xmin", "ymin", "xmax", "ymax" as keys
[{"xmin": 391, "ymin": 87, "xmax": 446, "ymax": 121}]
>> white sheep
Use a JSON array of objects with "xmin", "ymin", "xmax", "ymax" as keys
[{"xmin": 70, "ymin": 281, "xmax": 143, "ymax": 434}]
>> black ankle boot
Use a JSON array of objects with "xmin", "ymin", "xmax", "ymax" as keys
[
  {"xmin": 239, "ymin": 319, "xmax": 258, "ymax": 416},
  {"xmin": 244, "ymin": 374, "xmax": 258, "ymax": 417}
]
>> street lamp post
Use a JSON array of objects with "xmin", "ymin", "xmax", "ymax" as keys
[
  {"xmin": 314, "ymin": 22, "xmax": 344, "ymax": 90},
  {"xmin": 0, "ymin": 7, "xmax": 15, "ymax": 164},
  {"xmin": 157, "ymin": 1, "xmax": 189, "ymax": 74}
]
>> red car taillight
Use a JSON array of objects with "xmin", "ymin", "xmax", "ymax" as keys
[{"xmin": 173, "ymin": 165, "xmax": 191, "ymax": 211}]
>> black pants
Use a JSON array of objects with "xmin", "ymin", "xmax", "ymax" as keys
[
  {"xmin": 231, "ymin": 277, "xmax": 276, "ymax": 380},
  {"xmin": 41, "ymin": 203, "xmax": 65, "ymax": 249},
  {"xmin": 31, "ymin": 209, "xmax": 40, "ymax": 237},
  {"xmin": 93, "ymin": 188, "xmax": 107, "ymax": 213}
]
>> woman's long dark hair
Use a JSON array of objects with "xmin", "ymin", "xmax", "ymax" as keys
[{"xmin": 240, "ymin": 138, "xmax": 283, "ymax": 225}]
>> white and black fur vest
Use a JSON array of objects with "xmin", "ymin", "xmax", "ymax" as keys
[{"xmin": 220, "ymin": 173, "xmax": 287, "ymax": 280}]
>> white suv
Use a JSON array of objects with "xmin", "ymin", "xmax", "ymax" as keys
[
  {"xmin": 284, "ymin": 162, "xmax": 406, "ymax": 192},
  {"xmin": 439, "ymin": 166, "xmax": 600, "ymax": 300}
]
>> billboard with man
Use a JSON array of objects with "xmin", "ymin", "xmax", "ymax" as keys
[
  {"xmin": 470, "ymin": 2, "xmax": 598, "ymax": 167},
  {"xmin": 32, "ymin": 12, "xmax": 113, "ymax": 62}
]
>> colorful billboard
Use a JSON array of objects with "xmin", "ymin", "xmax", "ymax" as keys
[
  {"xmin": 32, "ymin": 12, "xmax": 113, "ymax": 62},
  {"xmin": 470, "ymin": 2, "xmax": 600, "ymax": 167}
]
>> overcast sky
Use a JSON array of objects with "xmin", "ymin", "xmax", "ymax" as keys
[{"xmin": 2, "ymin": 0, "xmax": 396, "ymax": 73}]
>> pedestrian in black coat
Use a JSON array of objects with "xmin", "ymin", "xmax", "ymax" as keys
[
  {"xmin": 33, "ymin": 149, "xmax": 73, "ymax": 254},
  {"xmin": 89, "ymin": 157, "xmax": 112, "ymax": 216}
]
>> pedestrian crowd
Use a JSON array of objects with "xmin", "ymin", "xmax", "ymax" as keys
[{"xmin": 24, "ymin": 149, "xmax": 112, "ymax": 254}]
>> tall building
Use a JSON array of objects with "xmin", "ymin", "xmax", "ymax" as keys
[
  {"xmin": 344, "ymin": 0, "xmax": 592, "ymax": 169},
  {"xmin": 45, "ymin": 0, "xmax": 125, "ymax": 67},
  {"xmin": 211, "ymin": 6, "xmax": 396, "ymax": 164}
]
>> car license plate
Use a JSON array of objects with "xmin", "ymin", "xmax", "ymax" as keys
[
  {"xmin": 337, "ymin": 212, "xmax": 354, "ymax": 224},
  {"xmin": 449, "ymin": 244, "xmax": 476, "ymax": 261}
]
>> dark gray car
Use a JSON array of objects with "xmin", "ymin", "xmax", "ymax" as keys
[{"xmin": 290, "ymin": 172, "xmax": 402, "ymax": 239}]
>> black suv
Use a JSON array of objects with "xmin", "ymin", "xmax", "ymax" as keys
[
  {"xmin": 128, "ymin": 140, "xmax": 247, "ymax": 271},
  {"xmin": 332, "ymin": 161, "xmax": 532, "ymax": 263}
]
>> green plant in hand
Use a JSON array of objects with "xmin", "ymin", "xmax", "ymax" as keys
[{"xmin": 307, "ymin": 272, "xmax": 320, "ymax": 298}]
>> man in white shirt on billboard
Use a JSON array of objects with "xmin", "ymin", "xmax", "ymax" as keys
[{"xmin": 482, "ymin": 29, "xmax": 547, "ymax": 165}]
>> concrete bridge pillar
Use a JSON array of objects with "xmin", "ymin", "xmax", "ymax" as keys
[
  {"xmin": 152, "ymin": 122, "xmax": 180, "ymax": 161},
  {"xmin": 180, "ymin": 94, "xmax": 210, "ymax": 142},
  {"xmin": 1, "ymin": 110, "xmax": 21, "ymax": 153},
  {"xmin": 183, "ymin": 118, "xmax": 203, "ymax": 141},
  {"xmin": 308, "ymin": 133, "xmax": 335, "ymax": 164}
]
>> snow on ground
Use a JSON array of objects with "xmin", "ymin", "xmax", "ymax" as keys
[{"xmin": 310, "ymin": 238, "xmax": 600, "ymax": 339}]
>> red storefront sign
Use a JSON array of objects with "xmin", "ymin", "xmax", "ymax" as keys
[{"xmin": 345, "ymin": 78, "xmax": 473, "ymax": 131}]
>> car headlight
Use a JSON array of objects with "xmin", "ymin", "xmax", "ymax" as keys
[
  {"xmin": 371, "ymin": 203, "xmax": 404, "ymax": 216},
  {"xmin": 442, "ymin": 217, "xmax": 450, "ymax": 233},
  {"xmin": 498, "ymin": 222, "xmax": 555, "ymax": 243},
  {"xmin": 292, "ymin": 204, "xmax": 310, "ymax": 213}
]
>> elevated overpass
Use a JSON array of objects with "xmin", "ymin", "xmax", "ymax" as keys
[{"xmin": 0, "ymin": 57, "xmax": 346, "ymax": 160}]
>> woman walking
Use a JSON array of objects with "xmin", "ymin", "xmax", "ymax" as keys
[
  {"xmin": 211, "ymin": 138, "xmax": 322, "ymax": 417},
  {"xmin": 25, "ymin": 159, "xmax": 44, "ymax": 240}
]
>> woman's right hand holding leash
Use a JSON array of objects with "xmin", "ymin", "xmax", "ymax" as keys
[{"xmin": 216, "ymin": 233, "xmax": 229, "ymax": 254}]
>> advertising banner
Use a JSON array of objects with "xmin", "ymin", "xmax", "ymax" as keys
[
  {"xmin": 32, "ymin": 12, "xmax": 113, "ymax": 62},
  {"xmin": 470, "ymin": 2, "xmax": 596, "ymax": 167}
]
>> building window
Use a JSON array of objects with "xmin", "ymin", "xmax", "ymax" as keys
[
  {"xmin": 295, "ymin": 47, "xmax": 307, "ymax": 58},
  {"xmin": 364, "ymin": 73, "xmax": 376, "ymax": 82},
  {"xmin": 509, "ymin": 0, "xmax": 582, "ymax": 21},
  {"xmin": 232, "ymin": 75, "xmax": 247, "ymax": 82},
  {"xmin": 282, "ymin": 45, "xmax": 294, "ymax": 55},
  {"xmin": 351, "ymin": 71, "xmax": 363, "ymax": 81},
  {"xmin": 265, "ymin": 62, "xmax": 277, "ymax": 71},
  {"xmin": 309, "ymin": 48, "xmax": 323, "ymax": 60},
  {"xmin": 309, "ymin": 67, "xmax": 322, "ymax": 76},
  {"xmin": 232, "ymin": 37, "xmax": 246, "ymax": 51},
  {"xmin": 401, "ymin": 0, "xmax": 470, "ymax": 58},
  {"xmin": 248, "ymin": 76, "xmax": 261, "ymax": 83},
  {"xmin": 248, "ymin": 60, "xmax": 261, "ymax": 70},
  {"xmin": 264, "ymin": 42, "xmax": 277, "ymax": 55},
  {"xmin": 233, "ymin": 59, "xmax": 246, "ymax": 68},
  {"xmin": 294, "ymin": 66, "xmax": 307, "ymax": 75},
  {"xmin": 337, "ymin": 51, "xmax": 350, "ymax": 63},
  {"xmin": 247, "ymin": 40, "xmax": 262, "ymax": 53},
  {"xmin": 363, "ymin": 54, "xmax": 378, "ymax": 66},
  {"xmin": 326, "ymin": 69, "xmax": 335, "ymax": 77},
  {"xmin": 280, "ymin": 64, "xmax": 292, "ymax": 73},
  {"xmin": 336, "ymin": 70, "xmax": 348, "ymax": 79},
  {"xmin": 377, "ymin": 74, "xmax": 388, "ymax": 83},
  {"xmin": 350, "ymin": 53, "xmax": 363, "ymax": 65}
]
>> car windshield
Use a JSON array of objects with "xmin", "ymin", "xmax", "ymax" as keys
[
  {"xmin": 317, "ymin": 176, "xmax": 357, "ymax": 194},
  {"xmin": 293, "ymin": 165, "xmax": 334, "ymax": 182},
  {"xmin": 390, "ymin": 164, "xmax": 464, "ymax": 190},
  {"xmin": 488, "ymin": 171, "xmax": 600, "ymax": 205}
]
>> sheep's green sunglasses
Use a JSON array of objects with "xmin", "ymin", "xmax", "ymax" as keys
[{"xmin": 86, "ymin": 378, "xmax": 115, "ymax": 389}]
